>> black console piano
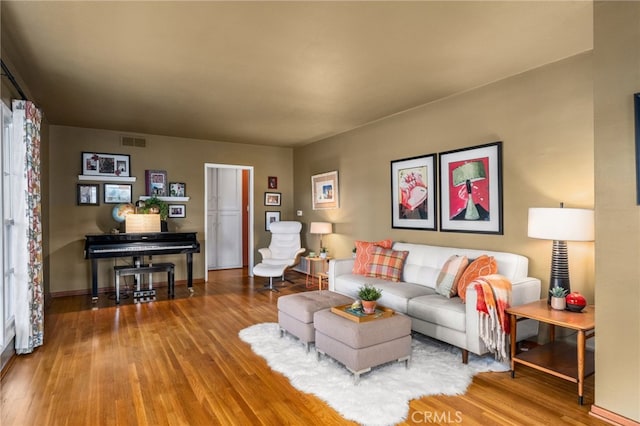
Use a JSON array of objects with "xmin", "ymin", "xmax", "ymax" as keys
[{"xmin": 84, "ymin": 232, "xmax": 200, "ymax": 301}]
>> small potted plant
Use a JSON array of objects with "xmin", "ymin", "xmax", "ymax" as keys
[
  {"xmin": 319, "ymin": 247, "xmax": 329, "ymax": 259},
  {"xmin": 358, "ymin": 284, "xmax": 383, "ymax": 314},
  {"xmin": 352, "ymin": 247, "xmax": 357, "ymax": 258},
  {"xmin": 549, "ymin": 286, "xmax": 568, "ymax": 310}
]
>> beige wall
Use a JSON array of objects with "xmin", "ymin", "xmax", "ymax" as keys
[
  {"xmin": 593, "ymin": 2, "xmax": 640, "ymax": 422},
  {"xmin": 49, "ymin": 126, "xmax": 293, "ymax": 294},
  {"xmin": 294, "ymin": 53, "xmax": 595, "ymax": 302}
]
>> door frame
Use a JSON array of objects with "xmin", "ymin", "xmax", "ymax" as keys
[{"xmin": 203, "ymin": 163, "xmax": 254, "ymax": 281}]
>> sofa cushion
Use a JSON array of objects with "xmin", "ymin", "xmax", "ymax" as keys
[
  {"xmin": 365, "ymin": 246, "xmax": 409, "ymax": 282},
  {"xmin": 457, "ymin": 255, "xmax": 498, "ymax": 302},
  {"xmin": 407, "ymin": 294, "xmax": 467, "ymax": 332},
  {"xmin": 352, "ymin": 239, "xmax": 393, "ymax": 275},
  {"xmin": 435, "ymin": 255, "xmax": 469, "ymax": 298}
]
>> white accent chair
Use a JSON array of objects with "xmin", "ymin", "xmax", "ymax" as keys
[{"xmin": 253, "ymin": 221, "xmax": 305, "ymax": 291}]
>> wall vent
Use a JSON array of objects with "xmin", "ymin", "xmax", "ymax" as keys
[{"xmin": 121, "ymin": 136, "xmax": 146, "ymax": 147}]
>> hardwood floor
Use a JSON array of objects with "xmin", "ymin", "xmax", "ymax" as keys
[{"xmin": 1, "ymin": 269, "xmax": 606, "ymax": 425}]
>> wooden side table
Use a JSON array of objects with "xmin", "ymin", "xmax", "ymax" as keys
[
  {"xmin": 304, "ymin": 256, "xmax": 331, "ymax": 289},
  {"xmin": 506, "ymin": 299, "xmax": 595, "ymax": 405}
]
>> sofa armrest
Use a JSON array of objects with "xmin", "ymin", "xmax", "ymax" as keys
[
  {"xmin": 328, "ymin": 258, "xmax": 355, "ymax": 291},
  {"xmin": 464, "ymin": 277, "xmax": 541, "ymax": 354}
]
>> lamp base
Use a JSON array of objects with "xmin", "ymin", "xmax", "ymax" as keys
[{"xmin": 548, "ymin": 240, "xmax": 570, "ymax": 303}]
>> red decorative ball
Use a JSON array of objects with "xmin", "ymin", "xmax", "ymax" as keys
[{"xmin": 566, "ymin": 292, "xmax": 587, "ymax": 312}]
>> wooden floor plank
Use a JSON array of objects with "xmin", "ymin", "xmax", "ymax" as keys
[{"xmin": 1, "ymin": 269, "xmax": 606, "ymax": 425}]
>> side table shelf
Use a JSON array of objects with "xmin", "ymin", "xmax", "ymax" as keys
[{"xmin": 513, "ymin": 341, "xmax": 595, "ymax": 383}]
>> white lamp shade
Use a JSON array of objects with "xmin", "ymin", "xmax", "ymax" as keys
[
  {"xmin": 528, "ymin": 208, "xmax": 594, "ymax": 241},
  {"xmin": 309, "ymin": 222, "xmax": 332, "ymax": 235}
]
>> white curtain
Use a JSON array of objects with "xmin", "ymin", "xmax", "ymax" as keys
[{"xmin": 12, "ymin": 100, "xmax": 44, "ymax": 354}]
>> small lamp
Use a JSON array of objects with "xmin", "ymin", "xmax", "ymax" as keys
[
  {"xmin": 309, "ymin": 222, "xmax": 332, "ymax": 252},
  {"xmin": 527, "ymin": 204, "xmax": 594, "ymax": 302},
  {"xmin": 452, "ymin": 161, "xmax": 486, "ymax": 220}
]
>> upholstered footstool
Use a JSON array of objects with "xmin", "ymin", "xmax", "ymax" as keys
[
  {"xmin": 314, "ymin": 309, "xmax": 412, "ymax": 383},
  {"xmin": 277, "ymin": 291, "xmax": 354, "ymax": 351}
]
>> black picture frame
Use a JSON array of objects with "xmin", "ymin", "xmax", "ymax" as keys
[
  {"xmin": 77, "ymin": 183, "xmax": 99, "ymax": 206},
  {"xmin": 145, "ymin": 169, "xmax": 168, "ymax": 196},
  {"xmin": 635, "ymin": 93, "xmax": 640, "ymax": 204},
  {"xmin": 168, "ymin": 204, "xmax": 186, "ymax": 218},
  {"xmin": 268, "ymin": 176, "xmax": 278, "ymax": 189},
  {"xmin": 439, "ymin": 141, "xmax": 503, "ymax": 234},
  {"xmin": 264, "ymin": 192, "xmax": 281, "ymax": 206},
  {"xmin": 81, "ymin": 152, "xmax": 130, "ymax": 177},
  {"xmin": 265, "ymin": 211, "xmax": 280, "ymax": 231},
  {"xmin": 390, "ymin": 153, "xmax": 437, "ymax": 231},
  {"xmin": 169, "ymin": 182, "xmax": 186, "ymax": 197},
  {"xmin": 103, "ymin": 183, "xmax": 132, "ymax": 204}
]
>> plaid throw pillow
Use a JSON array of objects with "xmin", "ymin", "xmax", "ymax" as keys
[
  {"xmin": 352, "ymin": 239, "xmax": 393, "ymax": 275},
  {"xmin": 365, "ymin": 245, "xmax": 409, "ymax": 282},
  {"xmin": 435, "ymin": 255, "xmax": 469, "ymax": 298}
]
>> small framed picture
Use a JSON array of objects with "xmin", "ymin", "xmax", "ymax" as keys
[
  {"xmin": 169, "ymin": 182, "xmax": 186, "ymax": 197},
  {"xmin": 145, "ymin": 169, "xmax": 168, "ymax": 196},
  {"xmin": 264, "ymin": 192, "xmax": 281, "ymax": 206},
  {"xmin": 103, "ymin": 183, "xmax": 132, "ymax": 204},
  {"xmin": 268, "ymin": 176, "xmax": 278, "ymax": 189},
  {"xmin": 168, "ymin": 204, "xmax": 186, "ymax": 218},
  {"xmin": 265, "ymin": 211, "xmax": 280, "ymax": 231},
  {"xmin": 311, "ymin": 170, "xmax": 339, "ymax": 210},
  {"xmin": 77, "ymin": 184, "xmax": 99, "ymax": 206}
]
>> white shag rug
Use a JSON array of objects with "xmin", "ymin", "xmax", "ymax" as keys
[{"xmin": 239, "ymin": 322, "xmax": 509, "ymax": 426}]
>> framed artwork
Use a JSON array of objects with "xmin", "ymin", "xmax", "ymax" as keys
[
  {"xmin": 81, "ymin": 152, "xmax": 130, "ymax": 177},
  {"xmin": 169, "ymin": 182, "xmax": 186, "ymax": 197},
  {"xmin": 103, "ymin": 183, "xmax": 132, "ymax": 204},
  {"xmin": 390, "ymin": 154, "xmax": 437, "ymax": 230},
  {"xmin": 77, "ymin": 183, "xmax": 99, "ymax": 206},
  {"xmin": 268, "ymin": 176, "xmax": 278, "ymax": 189},
  {"xmin": 168, "ymin": 204, "xmax": 186, "ymax": 218},
  {"xmin": 265, "ymin": 211, "xmax": 281, "ymax": 231},
  {"xmin": 145, "ymin": 169, "xmax": 168, "ymax": 196},
  {"xmin": 264, "ymin": 192, "xmax": 281, "ymax": 206},
  {"xmin": 635, "ymin": 93, "xmax": 640, "ymax": 204},
  {"xmin": 311, "ymin": 170, "xmax": 339, "ymax": 210},
  {"xmin": 439, "ymin": 141, "xmax": 503, "ymax": 234}
]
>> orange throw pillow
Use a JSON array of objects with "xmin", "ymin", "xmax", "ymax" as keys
[
  {"xmin": 457, "ymin": 255, "xmax": 498, "ymax": 302},
  {"xmin": 352, "ymin": 239, "xmax": 393, "ymax": 275}
]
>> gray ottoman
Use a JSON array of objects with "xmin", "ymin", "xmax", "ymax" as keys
[
  {"xmin": 314, "ymin": 308, "xmax": 412, "ymax": 383},
  {"xmin": 277, "ymin": 291, "xmax": 354, "ymax": 351}
]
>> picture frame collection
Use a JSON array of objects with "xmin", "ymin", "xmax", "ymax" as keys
[{"xmin": 391, "ymin": 141, "xmax": 503, "ymax": 235}]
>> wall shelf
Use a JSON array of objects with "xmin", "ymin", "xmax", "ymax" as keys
[
  {"xmin": 138, "ymin": 195, "xmax": 190, "ymax": 202},
  {"xmin": 78, "ymin": 175, "xmax": 136, "ymax": 183}
]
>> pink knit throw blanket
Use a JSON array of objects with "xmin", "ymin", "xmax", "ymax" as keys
[{"xmin": 474, "ymin": 274, "xmax": 512, "ymax": 361}]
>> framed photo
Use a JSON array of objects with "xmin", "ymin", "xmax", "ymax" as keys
[
  {"xmin": 311, "ymin": 170, "xmax": 339, "ymax": 210},
  {"xmin": 145, "ymin": 169, "xmax": 168, "ymax": 196},
  {"xmin": 168, "ymin": 204, "xmax": 186, "ymax": 218},
  {"xmin": 265, "ymin": 211, "xmax": 281, "ymax": 231},
  {"xmin": 635, "ymin": 93, "xmax": 640, "ymax": 204},
  {"xmin": 439, "ymin": 141, "xmax": 503, "ymax": 234},
  {"xmin": 169, "ymin": 182, "xmax": 186, "ymax": 197},
  {"xmin": 268, "ymin": 176, "xmax": 278, "ymax": 189},
  {"xmin": 264, "ymin": 192, "xmax": 281, "ymax": 206},
  {"xmin": 77, "ymin": 183, "xmax": 99, "ymax": 206},
  {"xmin": 390, "ymin": 154, "xmax": 437, "ymax": 230},
  {"xmin": 82, "ymin": 152, "xmax": 130, "ymax": 177},
  {"xmin": 103, "ymin": 183, "xmax": 132, "ymax": 204}
]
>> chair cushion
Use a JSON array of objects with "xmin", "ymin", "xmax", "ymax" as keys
[
  {"xmin": 352, "ymin": 239, "xmax": 393, "ymax": 275},
  {"xmin": 364, "ymin": 246, "xmax": 409, "ymax": 282}
]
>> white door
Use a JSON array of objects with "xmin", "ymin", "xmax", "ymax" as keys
[{"xmin": 207, "ymin": 167, "xmax": 243, "ymax": 269}]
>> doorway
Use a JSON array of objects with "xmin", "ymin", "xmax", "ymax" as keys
[{"xmin": 204, "ymin": 164, "xmax": 253, "ymax": 280}]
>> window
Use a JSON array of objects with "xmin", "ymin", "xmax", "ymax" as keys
[{"xmin": 1, "ymin": 102, "xmax": 15, "ymax": 357}]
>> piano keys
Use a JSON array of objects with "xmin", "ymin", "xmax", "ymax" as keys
[{"xmin": 84, "ymin": 232, "xmax": 200, "ymax": 301}]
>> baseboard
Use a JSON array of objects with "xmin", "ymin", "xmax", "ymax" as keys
[{"xmin": 590, "ymin": 404, "xmax": 640, "ymax": 426}]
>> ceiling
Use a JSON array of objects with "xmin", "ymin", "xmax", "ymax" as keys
[{"xmin": 1, "ymin": 1, "xmax": 592, "ymax": 147}]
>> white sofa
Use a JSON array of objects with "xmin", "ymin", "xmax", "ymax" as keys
[{"xmin": 328, "ymin": 242, "xmax": 541, "ymax": 363}]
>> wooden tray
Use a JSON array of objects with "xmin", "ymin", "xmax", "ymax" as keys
[{"xmin": 330, "ymin": 303, "xmax": 394, "ymax": 323}]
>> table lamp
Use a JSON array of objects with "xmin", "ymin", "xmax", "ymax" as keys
[
  {"xmin": 309, "ymin": 222, "xmax": 332, "ymax": 252},
  {"xmin": 527, "ymin": 204, "xmax": 594, "ymax": 302},
  {"xmin": 452, "ymin": 161, "xmax": 486, "ymax": 220}
]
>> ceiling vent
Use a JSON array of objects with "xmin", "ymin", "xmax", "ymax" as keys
[{"xmin": 121, "ymin": 136, "xmax": 146, "ymax": 147}]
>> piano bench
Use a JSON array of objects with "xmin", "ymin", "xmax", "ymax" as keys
[{"xmin": 114, "ymin": 263, "xmax": 175, "ymax": 304}]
